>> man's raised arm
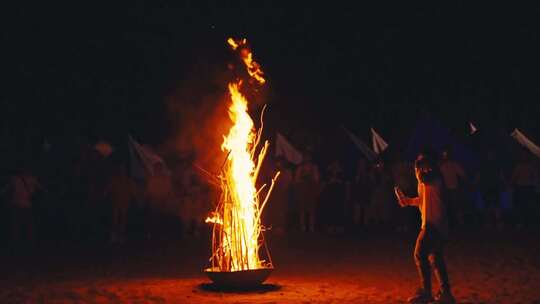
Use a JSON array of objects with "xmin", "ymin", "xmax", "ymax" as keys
[{"xmin": 394, "ymin": 187, "xmax": 420, "ymax": 207}]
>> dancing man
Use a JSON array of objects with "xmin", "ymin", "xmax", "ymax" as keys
[{"xmin": 395, "ymin": 152, "xmax": 455, "ymax": 304}]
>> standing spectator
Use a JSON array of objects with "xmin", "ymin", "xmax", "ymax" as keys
[
  {"xmin": 185, "ymin": 177, "xmax": 209, "ymax": 238},
  {"xmin": 266, "ymin": 157, "xmax": 293, "ymax": 235},
  {"xmin": 294, "ymin": 152, "xmax": 320, "ymax": 232},
  {"xmin": 439, "ymin": 147, "xmax": 468, "ymax": 230},
  {"xmin": 84, "ymin": 148, "xmax": 111, "ymax": 242},
  {"xmin": 4, "ymin": 167, "xmax": 43, "ymax": 246},
  {"xmin": 351, "ymin": 158, "xmax": 371, "ymax": 230},
  {"xmin": 474, "ymin": 149, "xmax": 505, "ymax": 230},
  {"xmin": 510, "ymin": 150, "xmax": 538, "ymax": 229},
  {"xmin": 105, "ymin": 163, "xmax": 138, "ymax": 244},
  {"xmin": 179, "ymin": 164, "xmax": 206, "ymax": 238},
  {"xmin": 369, "ymin": 158, "xmax": 395, "ymax": 229},
  {"xmin": 144, "ymin": 163, "xmax": 175, "ymax": 239},
  {"xmin": 64, "ymin": 155, "xmax": 87, "ymax": 241},
  {"xmin": 320, "ymin": 160, "xmax": 346, "ymax": 234},
  {"xmin": 392, "ymin": 153, "xmax": 418, "ymax": 232}
]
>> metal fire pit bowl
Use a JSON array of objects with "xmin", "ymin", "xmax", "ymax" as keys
[{"xmin": 203, "ymin": 267, "xmax": 274, "ymax": 289}]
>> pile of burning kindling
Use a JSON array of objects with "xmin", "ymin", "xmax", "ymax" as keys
[{"xmin": 202, "ymin": 38, "xmax": 279, "ymax": 286}]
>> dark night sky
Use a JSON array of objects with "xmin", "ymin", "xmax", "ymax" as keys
[{"xmin": 2, "ymin": 2, "xmax": 540, "ymax": 154}]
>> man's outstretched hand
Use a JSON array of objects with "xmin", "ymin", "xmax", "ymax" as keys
[{"xmin": 394, "ymin": 186, "xmax": 406, "ymax": 207}]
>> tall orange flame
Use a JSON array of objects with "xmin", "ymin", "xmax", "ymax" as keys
[{"xmin": 206, "ymin": 38, "xmax": 278, "ymax": 272}]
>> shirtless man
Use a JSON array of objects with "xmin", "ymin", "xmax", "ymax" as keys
[{"xmin": 395, "ymin": 153, "xmax": 455, "ymax": 304}]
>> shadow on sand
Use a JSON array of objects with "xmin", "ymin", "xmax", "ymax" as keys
[{"xmin": 198, "ymin": 282, "xmax": 282, "ymax": 294}]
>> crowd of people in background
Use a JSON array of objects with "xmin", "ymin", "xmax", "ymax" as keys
[
  {"xmin": 264, "ymin": 146, "xmax": 539, "ymax": 236},
  {"xmin": 0, "ymin": 137, "xmax": 539, "ymax": 250},
  {"xmin": 0, "ymin": 145, "xmax": 212, "ymax": 248}
]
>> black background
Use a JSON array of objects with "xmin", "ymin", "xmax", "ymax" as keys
[{"xmin": 2, "ymin": 2, "xmax": 540, "ymax": 157}]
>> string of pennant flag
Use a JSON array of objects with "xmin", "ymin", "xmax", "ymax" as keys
[
  {"xmin": 274, "ymin": 122, "xmax": 540, "ymax": 165},
  {"xmin": 41, "ymin": 123, "xmax": 540, "ymax": 169}
]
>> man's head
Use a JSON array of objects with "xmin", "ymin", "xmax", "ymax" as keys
[
  {"xmin": 415, "ymin": 153, "xmax": 437, "ymax": 183},
  {"xmin": 374, "ymin": 158, "xmax": 384, "ymax": 169},
  {"xmin": 441, "ymin": 145, "xmax": 453, "ymax": 161}
]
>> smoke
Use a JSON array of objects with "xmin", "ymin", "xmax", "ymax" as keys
[
  {"xmin": 163, "ymin": 74, "xmax": 230, "ymax": 173},
  {"xmin": 161, "ymin": 40, "xmax": 269, "ymax": 175}
]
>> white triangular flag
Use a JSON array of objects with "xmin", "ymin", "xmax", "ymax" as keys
[
  {"xmin": 371, "ymin": 128, "xmax": 389, "ymax": 154},
  {"xmin": 341, "ymin": 126, "xmax": 376, "ymax": 161},
  {"xmin": 275, "ymin": 132, "xmax": 303, "ymax": 165},
  {"xmin": 511, "ymin": 129, "xmax": 540, "ymax": 158},
  {"xmin": 128, "ymin": 135, "xmax": 170, "ymax": 177},
  {"xmin": 469, "ymin": 122, "xmax": 478, "ymax": 135}
]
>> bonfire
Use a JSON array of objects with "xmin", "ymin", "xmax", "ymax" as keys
[{"xmin": 203, "ymin": 38, "xmax": 279, "ymax": 286}]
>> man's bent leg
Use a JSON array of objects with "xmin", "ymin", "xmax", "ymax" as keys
[
  {"xmin": 408, "ymin": 229, "xmax": 434, "ymax": 303},
  {"xmin": 430, "ymin": 229, "xmax": 455, "ymax": 303},
  {"xmin": 414, "ymin": 229, "xmax": 432, "ymax": 293},
  {"xmin": 431, "ymin": 233, "xmax": 451, "ymax": 293}
]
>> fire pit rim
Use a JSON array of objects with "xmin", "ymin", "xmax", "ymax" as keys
[
  {"xmin": 203, "ymin": 266, "xmax": 274, "ymax": 273},
  {"xmin": 203, "ymin": 266, "xmax": 274, "ymax": 288}
]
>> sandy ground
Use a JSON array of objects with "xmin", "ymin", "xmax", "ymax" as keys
[{"xmin": 0, "ymin": 230, "xmax": 539, "ymax": 304}]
